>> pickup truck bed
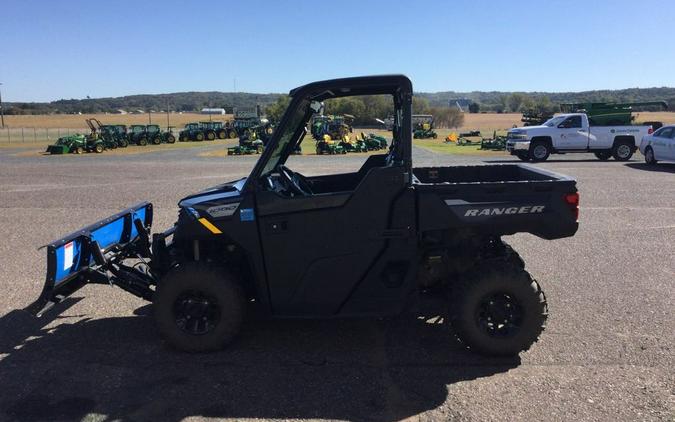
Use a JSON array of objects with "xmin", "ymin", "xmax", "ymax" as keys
[{"xmin": 413, "ymin": 164, "xmax": 578, "ymax": 240}]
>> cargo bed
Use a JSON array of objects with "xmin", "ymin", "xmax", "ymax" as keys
[{"xmin": 413, "ymin": 164, "xmax": 579, "ymax": 239}]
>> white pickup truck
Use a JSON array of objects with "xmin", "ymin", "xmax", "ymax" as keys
[{"xmin": 506, "ymin": 113, "xmax": 653, "ymax": 162}]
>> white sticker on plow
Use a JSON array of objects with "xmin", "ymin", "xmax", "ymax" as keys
[{"xmin": 64, "ymin": 241, "xmax": 74, "ymax": 271}]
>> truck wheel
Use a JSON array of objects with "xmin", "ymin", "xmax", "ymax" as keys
[
  {"xmin": 529, "ymin": 142, "xmax": 550, "ymax": 162},
  {"xmin": 594, "ymin": 151, "xmax": 611, "ymax": 161},
  {"xmin": 612, "ymin": 141, "xmax": 633, "ymax": 161},
  {"xmin": 154, "ymin": 263, "xmax": 245, "ymax": 352},
  {"xmin": 450, "ymin": 264, "xmax": 547, "ymax": 356},
  {"xmin": 515, "ymin": 151, "xmax": 529, "ymax": 162},
  {"xmin": 644, "ymin": 147, "xmax": 657, "ymax": 165}
]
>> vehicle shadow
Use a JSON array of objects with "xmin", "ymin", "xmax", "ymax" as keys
[
  {"xmin": 625, "ymin": 162, "xmax": 675, "ymax": 173},
  {"xmin": 0, "ymin": 295, "xmax": 518, "ymax": 421}
]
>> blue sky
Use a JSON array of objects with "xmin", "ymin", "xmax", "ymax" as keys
[{"xmin": 1, "ymin": 0, "xmax": 673, "ymax": 102}]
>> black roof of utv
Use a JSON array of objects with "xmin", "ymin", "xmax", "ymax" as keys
[{"xmin": 288, "ymin": 74, "xmax": 413, "ymax": 100}]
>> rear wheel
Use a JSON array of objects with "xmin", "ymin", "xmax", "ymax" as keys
[
  {"xmin": 94, "ymin": 144, "xmax": 104, "ymax": 153},
  {"xmin": 450, "ymin": 263, "xmax": 547, "ymax": 356},
  {"xmin": 152, "ymin": 136, "xmax": 161, "ymax": 145},
  {"xmin": 75, "ymin": 146, "xmax": 84, "ymax": 154},
  {"xmin": 217, "ymin": 130, "xmax": 226, "ymax": 139},
  {"xmin": 154, "ymin": 264, "xmax": 245, "ymax": 352},
  {"xmin": 594, "ymin": 151, "xmax": 611, "ymax": 161},
  {"xmin": 138, "ymin": 137, "xmax": 148, "ymax": 146},
  {"xmin": 644, "ymin": 146, "xmax": 657, "ymax": 165},
  {"xmin": 529, "ymin": 141, "xmax": 550, "ymax": 162},
  {"xmin": 206, "ymin": 131, "xmax": 216, "ymax": 141},
  {"xmin": 195, "ymin": 132, "xmax": 205, "ymax": 142},
  {"xmin": 228, "ymin": 130, "xmax": 237, "ymax": 139},
  {"xmin": 612, "ymin": 140, "xmax": 634, "ymax": 161}
]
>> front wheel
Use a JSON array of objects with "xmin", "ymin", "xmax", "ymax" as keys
[
  {"xmin": 644, "ymin": 146, "xmax": 657, "ymax": 165},
  {"xmin": 529, "ymin": 142, "xmax": 550, "ymax": 162},
  {"xmin": 94, "ymin": 144, "xmax": 104, "ymax": 153},
  {"xmin": 612, "ymin": 141, "xmax": 634, "ymax": 161},
  {"xmin": 154, "ymin": 264, "xmax": 245, "ymax": 352},
  {"xmin": 450, "ymin": 264, "xmax": 547, "ymax": 356},
  {"xmin": 166, "ymin": 134, "xmax": 176, "ymax": 144}
]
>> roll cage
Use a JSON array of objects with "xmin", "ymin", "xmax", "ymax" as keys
[{"xmin": 243, "ymin": 75, "xmax": 413, "ymax": 192}]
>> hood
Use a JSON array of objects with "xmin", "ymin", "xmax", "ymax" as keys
[{"xmin": 178, "ymin": 177, "xmax": 246, "ymax": 208}]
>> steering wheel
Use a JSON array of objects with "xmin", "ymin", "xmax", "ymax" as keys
[{"xmin": 278, "ymin": 165, "xmax": 312, "ymax": 196}]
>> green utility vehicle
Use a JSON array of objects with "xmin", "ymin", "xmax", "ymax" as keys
[
  {"xmin": 227, "ymin": 129, "xmax": 264, "ymax": 155},
  {"xmin": 360, "ymin": 132, "xmax": 388, "ymax": 151}
]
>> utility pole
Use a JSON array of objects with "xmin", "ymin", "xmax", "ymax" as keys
[
  {"xmin": 0, "ymin": 83, "xmax": 5, "ymax": 128},
  {"xmin": 166, "ymin": 98, "xmax": 170, "ymax": 129},
  {"xmin": 148, "ymin": 109, "xmax": 152, "ymax": 124}
]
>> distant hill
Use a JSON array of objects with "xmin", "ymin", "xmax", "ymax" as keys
[{"xmin": 4, "ymin": 87, "xmax": 674, "ymax": 115}]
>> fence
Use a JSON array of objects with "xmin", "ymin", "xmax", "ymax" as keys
[{"xmin": 0, "ymin": 127, "xmax": 89, "ymax": 144}]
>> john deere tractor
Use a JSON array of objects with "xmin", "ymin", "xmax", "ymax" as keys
[
  {"xmin": 360, "ymin": 132, "xmax": 388, "ymax": 151},
  {"xmin": 145, "ymin": 124, "xmax": 175, "ymax": 144},
  {"xmin": 45, "ymin": 133, "xmax": 105, "ymax": 154},
  {"xmin": 101, "ymin": 124, "xmax": 129, "ymax": 147},
  {"xmin": 85, "ymin": 118, "xmax": 118, "ymax": 150},
  {"xmin": 179, "ymin": 123, "xmax": 206, "ymax": 142},
  {"xmin": 201, "ymin": 121, "xmax": 228, "ymax": 139}
]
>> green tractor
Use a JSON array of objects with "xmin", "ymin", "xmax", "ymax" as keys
[
  {"xmin": 101, "ymin": 124, "xmax": 129, "ymax": 147},
  {"xmin": 412, "ymin": 115, "xmax": 437, "ymax": 139},
  {"xmin": 45, "ymin": 133, "xmax": 105, "ymax": 154},
  {"xmin": 201, "ymin": 121, "xmax": 228, "ymax": 139},
  {"xmin": 85, "ymin": 118, "xmax": 118, "ymax": 150},
  {"xmin": 127, "ymin": 125, "xmax": 152, "ymax": 146},
  {"xmin": 145, "ymin": 124, "xmax": 175, "ymax": 144},
  {"xmin": 179, "ymin": 122, "xmax": 206, "ymax": 142}
]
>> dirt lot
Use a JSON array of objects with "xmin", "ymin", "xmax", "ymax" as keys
[{"xmin": 0, "ymin": 146, "xmax": 673, "ymax": 421}]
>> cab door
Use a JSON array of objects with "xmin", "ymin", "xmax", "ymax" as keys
[
  {"xmin": 557, "ymin": 115, "xmax": 589, "ymax": 149},
  {"xmin": 255, "ymin": 164, "xmax": 417, "ymax": 317}
]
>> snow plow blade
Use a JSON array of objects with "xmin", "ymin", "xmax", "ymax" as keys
[{"xmin": 26, "ymin": 202, "xmax": 155, "ymax": 316}]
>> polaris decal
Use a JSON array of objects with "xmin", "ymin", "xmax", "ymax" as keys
[
  {"xmin": 206, "ymin": 202, "xmax": 240, "ymax": 218},
  {"xmin": 444, "ymin": 199, "xmax": 546, "ymax": 218}
]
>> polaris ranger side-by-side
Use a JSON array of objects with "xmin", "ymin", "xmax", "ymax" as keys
[{"xmin": 27, "ymin": 75, "xmax": 579, "ymax": 356}]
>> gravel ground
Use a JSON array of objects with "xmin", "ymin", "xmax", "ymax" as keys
[{"xmin": 0, "ymin": 146, "xmax": 673, "ymax": 422}]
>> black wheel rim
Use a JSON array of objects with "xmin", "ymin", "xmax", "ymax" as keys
[
  {"xmin": 476, "ymin": 292, "xmax": 523, "ymax": 337},
  {"xmin": 173, "ymin": 290, "xmax": 221, "ymax": 335}
]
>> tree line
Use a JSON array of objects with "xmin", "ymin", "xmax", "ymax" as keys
[
  {"xmin": 4, "ymin": 87, "xmax": 673, "ymax": 118},
  {"xmin": 265, "ymin": 95, "xmax": 465, "ymax": 128}
]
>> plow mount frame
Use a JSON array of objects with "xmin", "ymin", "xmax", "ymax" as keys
[{"xmin": 26, "ymin": 202, "xmax": 161, "ymax": 317}]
